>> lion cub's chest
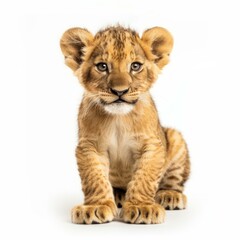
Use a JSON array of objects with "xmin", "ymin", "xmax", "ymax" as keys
[
  {"xmin": 107, "ymin": 128, "xmax": 135, "ymax": 166},
  {"xmin": 106, "ymin": 121, "xmax": 138, "ymax": 188}
]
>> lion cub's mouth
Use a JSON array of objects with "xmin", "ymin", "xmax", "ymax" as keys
[
  {"xmin": 101, "ymin": 98, "xmax": 138, "ymax": 105},
  {"xmin": 99, "ymin": 92, "xmax": 139, "ymax": 106},
  {"xmin": 99, "ymin": 93, "xmax": 139, "ymax": 115}
]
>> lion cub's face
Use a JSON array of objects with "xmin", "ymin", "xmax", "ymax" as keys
[{"xmin": 60, "ymin": 26, "xmax": 173, "ymax": 114}]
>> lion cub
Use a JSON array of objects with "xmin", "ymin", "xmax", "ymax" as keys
[{"xmin": 60, "ymin": 26, "xmax": 190, "ymax": 224}]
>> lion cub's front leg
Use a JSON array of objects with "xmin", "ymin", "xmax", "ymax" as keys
[
  {"xmin": 72, "ymin": 141, "xmax": 117, "ymax": 224},
  {"xmin": 121, "ymin": 140, "xmax": 166, "ymax": 224}
]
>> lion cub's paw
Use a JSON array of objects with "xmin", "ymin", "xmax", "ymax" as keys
[
  {"xmin": 155, "ymin": 190, "xmax": 187, "ymax": 210},
  {"xmin": 71, "ymin": 200, "xmax": 117, "ymax": 224},
  {"xmin": 120, "ymin": 202, "xmax": 165, "ymax": 224}
]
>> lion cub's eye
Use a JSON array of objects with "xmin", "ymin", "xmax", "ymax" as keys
[
  {"xmin": 96, "ymin": 62, "xmax": 108, "ymax": 72},
  {"xmin": 131, "ymin": 62, "xmax": 143, "ymax": 72}
]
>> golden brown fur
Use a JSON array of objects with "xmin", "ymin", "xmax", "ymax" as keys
[{"xmin": 60, "ymin": 26, "xmax": 190, "ymax": 224}]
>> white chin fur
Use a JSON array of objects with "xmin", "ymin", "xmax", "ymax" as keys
[{"xmin": 104, "ymin": 103, "xmax": 134, "ymax": 115}]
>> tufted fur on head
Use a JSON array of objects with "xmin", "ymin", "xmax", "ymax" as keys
[{"xmin": 60, "ymin": 26, "xmax": 173, "ymax": 71}]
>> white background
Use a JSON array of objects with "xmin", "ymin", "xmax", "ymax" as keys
[{"xmin": 1, "ymin": 0, "xmax": 240, "ymax": 239}]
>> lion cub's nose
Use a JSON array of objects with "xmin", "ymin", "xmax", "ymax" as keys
[{"xmin": 110, "ymin": 88, "xmax": 129, "ymax": 96}]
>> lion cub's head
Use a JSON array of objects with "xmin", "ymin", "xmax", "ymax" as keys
[{"xmin": 60, "ymin": 26, "xmax": 173, "ymax": 114}]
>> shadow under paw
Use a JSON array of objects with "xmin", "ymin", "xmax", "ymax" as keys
[{"xmin": 113, "ymin": 188, "xmax": 126, "ymax": 209}]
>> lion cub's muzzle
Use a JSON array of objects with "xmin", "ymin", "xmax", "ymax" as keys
[
  {"xmin": 108, "ymin": 88, "xmax": 136, "ymax": 104},
  {"xmin": 99, "ymin": 89, "xmax": 139, "ymax": 114},
  {"xmin": 100, "ymin": 88, "xmax": 139, "ymax": 105}
]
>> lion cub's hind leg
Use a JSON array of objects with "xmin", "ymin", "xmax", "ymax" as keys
[
  {"xmin": 113, "ymin": 188, "xmax": 126, "ymax": 208},
  {"xmin": 156, "ymin": 128, "xmax": 190, "ymax": 210},
  {"xmin": 156, "ymin": 190, "xmax": 187, "ymax": 210}
]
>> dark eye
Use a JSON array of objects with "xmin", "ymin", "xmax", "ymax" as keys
[
  {"xmin": 131, "ymin": 62, "xmax": 143, "ymax": 72},
  {"xmin": 96, "ymin": 62, "xmax": 108, "ymax": 72}
]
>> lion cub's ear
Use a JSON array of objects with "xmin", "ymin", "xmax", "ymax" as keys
[
  {"xmin": 60, "ymin": 28, "xmax": 94, "ymax": 71},
  {"xmin": 141, "ymin": 27, "xmax": 173, "ymax": 69}
]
